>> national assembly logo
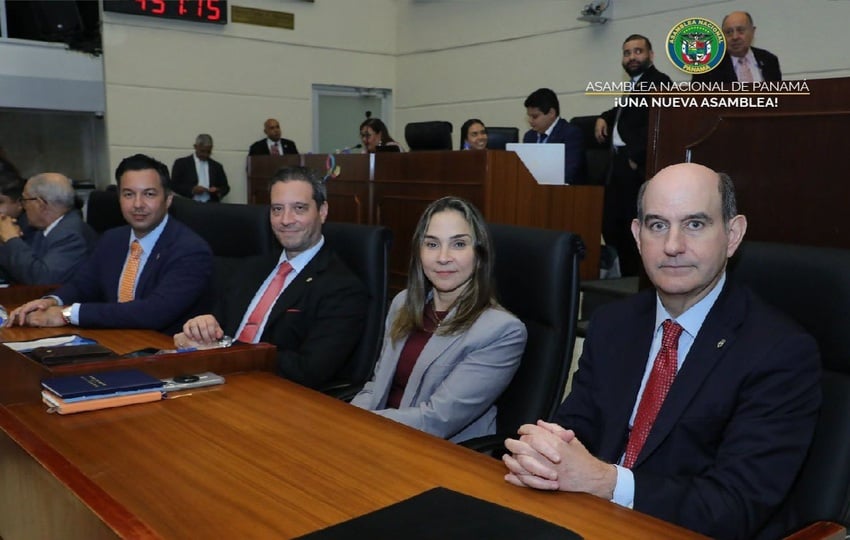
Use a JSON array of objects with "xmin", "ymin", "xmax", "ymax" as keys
[{"xmin": 666, "ymin": 18, "xmax": 726, "ymax": 75}]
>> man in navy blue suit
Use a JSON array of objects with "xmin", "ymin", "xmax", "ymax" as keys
[
  {"xmin": 503, "ymin": 163, "xmax": 820, "ymax": 539},
  {"xmin": 521, "ymin": 88, "xmax": 584, "ymax": 184},
  {"xmin": 9, "ymin": 154, "xmax": 213, "ymax": 335}
]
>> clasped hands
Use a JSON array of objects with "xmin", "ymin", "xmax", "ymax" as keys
[{"xmin": 503, "ymin": 420, "xmax": 617, "ymax": 500}]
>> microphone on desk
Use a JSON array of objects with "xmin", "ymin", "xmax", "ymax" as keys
[{"xmin": 338, "ymin": 143, "xmax": 362, "ymax": 154}]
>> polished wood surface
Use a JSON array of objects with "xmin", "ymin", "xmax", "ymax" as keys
[
  {"xmin": 248, "ymin": 152, "xmax": 603, "ymax": 283},
  {"xmin": 1, "ymin": 370, "xmax": 704, "ymax": 539},
  {"xmin": 647, "ymin": 76, "xmax": 850, "ymax": 249}
]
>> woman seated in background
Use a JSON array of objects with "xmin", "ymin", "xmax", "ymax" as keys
[
  {"xmin": 359, "ymin": 118, "xmax": 404, "ymax": 153},
  {"xmin": 351, "ymin": 196, "xmax": 527, "ymax": 442},
  {"xmin": 459, "ymin": 118, "xmax": 488, "ymax": 150}
]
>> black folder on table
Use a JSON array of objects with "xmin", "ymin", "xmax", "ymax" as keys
[{"xmin": 296, "ymin": 487, "xmax": 581, "ymax": 540}]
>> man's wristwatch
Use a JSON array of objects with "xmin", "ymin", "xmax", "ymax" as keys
[{"xmin": 61, "ymin": 306, "xmax": 73, "ymax": 325}]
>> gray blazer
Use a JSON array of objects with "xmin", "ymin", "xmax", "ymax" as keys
[{"xmin": 351, "ymin": 290, "xmax": 527, "ymax": 443}]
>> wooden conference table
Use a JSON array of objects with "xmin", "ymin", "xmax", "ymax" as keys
[{"xmin": 0, "ymin": 325, "xmax": 704, "ymax": 539}]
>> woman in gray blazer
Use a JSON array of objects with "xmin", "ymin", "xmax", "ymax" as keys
[{"xmin": 351, "ymin": 197, "xmax": 527, "ymax": 443}]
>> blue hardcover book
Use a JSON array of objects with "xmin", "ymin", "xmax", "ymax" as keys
[{"xmin": 41, "ymin": 369, "xmax": 164, "ymax": 399}]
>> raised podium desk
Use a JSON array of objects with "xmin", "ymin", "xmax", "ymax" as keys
[{"xmin": 0, "ymin": 327, "xmax": 703, "ymax": 539}]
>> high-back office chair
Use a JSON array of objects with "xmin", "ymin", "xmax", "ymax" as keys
[
  {"xmin": 404, "ymin": 121, "xmax": 453, "ymax": 151},
  {"xmin": 485, "ymin": 127, "xmax": 520, "ymax": 150},
  {"xmin": 169, "ymin": 197, "xmax": 275, "ymax": 258},
  {"xmin": 462, "ymin": 223, "xmax": 584, "ymax": 450},
  {"xmin": 85, "ymin": 188, "xmax": 125, "ymax": 233},
  {"xmin": 321, "ymin": 222, "xmax": 392, "ymax": 400},
  {"xmin": 569, "ymin": 115, "xmax": 610, "ymax": 186},
  {"xmin": 728, "ymin": 241, "xmax": 850, "ymax": 539}
]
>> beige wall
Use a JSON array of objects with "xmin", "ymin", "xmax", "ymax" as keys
[
  {"xmin": 100, "ymin": 0, "xmax": 850, "ymax": 202},
  {"xmin": 102, "ymin": 0, "xmax": 398, "ymax": 203}
]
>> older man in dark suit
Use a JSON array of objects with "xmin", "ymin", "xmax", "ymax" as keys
[
  {"xmin": 0, "ymin": 172, "xmax": 95, "ymax": 284},
  {"xmin": 171, "ymin": 133, "xmax": 230, "ymax": 202},
  {"xmin": 692, "ymin": 11, "xmax": 781, "ymax": 83},
  {"xmin": 9, "ymin": 154, "xmax": 213, "ymax": 335},
  {"xmin": 176, "ymin": 166, "xmax": 366, "ymax": 390},
  {"xmin": 503, "ymin": 163, "xmax": 820, "ymax": 540}
]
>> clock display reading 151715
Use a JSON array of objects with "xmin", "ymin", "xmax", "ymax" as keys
[{"xmin": 103, "ymin": 0, "xmax": 228, "ymax": 25}]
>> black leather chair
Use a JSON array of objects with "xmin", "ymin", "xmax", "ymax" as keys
[
  {"xmin": 320, "ymin": 221, "xmax": 392, "ymax": 400},
  {"xmin": 569, "ymin": 115, "xmax": 610, "ymax": 186},
  {"xmin": 462, "ymin": 224, "xmax": 584, "ymax": 451},
  {"xmin": 728, "ymin": 241, "xmax": 850, "ymax": 539},
  {"xmin": 485, "ymin": 127, "xmax": 519, "ymax": 150},
  {"xmin": 404, "ymin": 121, "xmax": 453, "ymax": 151},
  {"xmin": 85, "ymin": 188, "xmax": 124, "ymax": 233},
  {"xmin": 168, "ymin": 196, "xmax": 275, "ymax": 258}
]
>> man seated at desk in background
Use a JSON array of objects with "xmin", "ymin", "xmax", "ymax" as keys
[
  {"xmin": 171, "ymin": 133, "xmax": 230, "ymax": 203},
  {"xmin": 248, "ymin": 118, "xmax": 299, "ymax": 157},
  {"xmin": 175, "ymin": 166, "xmax": 367, "ymax": 390},
  {"xmin": 0, "ymin": 172, "xmax": 96, "ymax": 285},
  {"xmin": 8, "ymin": 154, "xmax": 213, "ymax": 335},
  {"xmin": 522, "ymin": 87, "xmax": 584, "ymax": 184},
  {"xmin": 502, "ymin": 163, "xmax": 821, "ymax": 539}
]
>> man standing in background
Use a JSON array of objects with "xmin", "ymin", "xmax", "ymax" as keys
[
  {"xmin": 172, "ymin": 133, "xmax": 230, "ymax": 203},
  {"xmin": 249, "ymin": 118, "xmax": 299, "ymax": 156},
  {"xmin": 595, "ymin": 34, "xmax": 671, "ymax": 276}
]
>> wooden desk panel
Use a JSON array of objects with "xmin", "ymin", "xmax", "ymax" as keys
[
  {"xmin": 1, "ymin": 371, "xmax": 704, "ymax": 539},
  {"xmin": 0, "ymin": 327, "xmax": 277, "ymax": 406}
]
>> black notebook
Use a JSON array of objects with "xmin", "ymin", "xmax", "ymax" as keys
[{"xmin": 296, "ymin": 487, "xmax": 581, "ymax": 540}]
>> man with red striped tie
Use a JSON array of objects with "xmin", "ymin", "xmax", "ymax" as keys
[
  {"xmin": 175, "ymin": 166, "xmax": 366, "ymax": 390},
  {"xmin": 501, "ymin": 163, "xmax": 820, "ymax": 540}
]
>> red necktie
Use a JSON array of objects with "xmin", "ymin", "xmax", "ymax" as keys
[
  {"xmin": 623, "ymin": 319, "xmax": 684, "ymax": 468},
  {"xmin": 236, "ymin": 261, "xmax": 293, "ymax": 343}
]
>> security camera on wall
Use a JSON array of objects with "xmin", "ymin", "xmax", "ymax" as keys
[{"xmin": 577, "ymin": 0, "xmax": 610, "ymax": 24}]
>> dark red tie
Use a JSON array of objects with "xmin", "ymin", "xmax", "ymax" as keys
[
  {"xmin": 623, "ymin": 319, "xmax": 684, "ymax": 468},
  {"xmin": 236, "ymin": 261, "xmax": 293, "ymax": 343}
]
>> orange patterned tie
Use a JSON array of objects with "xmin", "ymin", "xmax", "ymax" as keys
[
  {"xmin": 118, "ymin": 240, "xmax": 143, "ymax": 302},
  {"xmin": 623, "ymin": 319, "xmax": 683, "ymax": 468}
]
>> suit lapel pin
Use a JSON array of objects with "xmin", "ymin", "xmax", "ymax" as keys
[
  {"xmin": 306, "ymin": 277, "xmax": 313, "ymax": 283},
  {"xmin": 716, "ymin": 339, "xmax": 726, "ymax": 349}
]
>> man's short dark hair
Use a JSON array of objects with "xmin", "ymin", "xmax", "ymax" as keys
[
  {"xmin": 623, "ymin": 33, "xmax": 653, "ymax": 51},
  {"xmin": 115, "ymin": 154, "xmax": 171, "ymax": 192},
  {"xmin": 524, "ymin": 88, "xmax": 560, "ymax": 116},
  {"xmin": 269, "ymin": 166, "xmax": 327, "ymax": 207}
]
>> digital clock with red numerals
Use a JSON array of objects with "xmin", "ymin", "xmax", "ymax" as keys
[{"xmin": 104, "ymin": 0, "xmax": 228, "ymax": 25}]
